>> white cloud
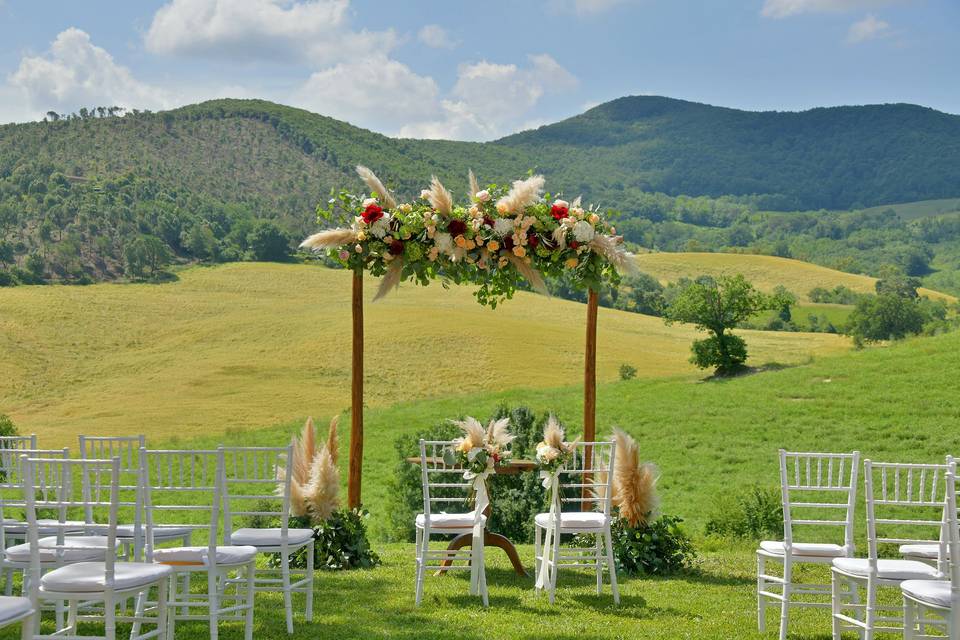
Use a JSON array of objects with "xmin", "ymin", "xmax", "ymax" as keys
[
  {"xmin": 761, "ymin": 0, "xmax": 903, "ymax": 18},
  {"xmin": 846, "ymin": 13, "xmax": 892, "ymax": 43},
  {"xmin": 399, "ymin": 53, "xmax": 577, "ymax": 141},
  {"xmin": 549, "ymin": 0, "xmax": 635, "ymax": 15},
  {"xmin": 7, "ymin": 28, "xmax": 172, "ymax": 118},
  {"xmin": 417, "ymin": 24, "xmax": 455, "ymax": 49},
  {"xmin": 292, "ymin": 55, "xmax": 440, "ymax": 133},
  {"xmin": 145, "ymin": 0, "xmax": 396, "ymax": 65}
]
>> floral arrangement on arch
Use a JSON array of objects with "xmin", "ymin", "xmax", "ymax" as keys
[
  {"xmin": 300, "ymin": 166, "xmax": 638, "ymax": 307},
  {"xmin": 442, "ymin": 416, "xmax": 514, "ymax": 476},
  {"xmin": 535, "ymin": 416, "xmax": 579, "ymax": 475}
]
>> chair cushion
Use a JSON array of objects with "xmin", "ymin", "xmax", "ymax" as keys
[
  {"xmin": 229, "ymin": 528, "xmax": 314, "ymax": 547},
  {"xmin": 0, "ymin": 596, "xmax": 33, "ymax": 624},
  {"xmin": 902, "ymin": 579, "xmax": 954, "ymax": 608},
  {"xmin": 5, "ymin": 536, "xmax": 108, "ymax": 564},
  {"xmin": 534, "ymin": 512, "xmax": 608, "ymax": 530},
  {"xmin": 759, "ymin": 541, "xmax": 847, "ymax": 557},
  {"xmin": 832, "ymin": 557, "xmax": 940, "ymax": 581},
  {"xmin": 899, "ymin": 544, "xmax": 944, "ymax": 560},
  {"xmin": 41, "ymin": 562, "xmax": 171, "ymax": 593},
  {"xmin": 2, "ymin": 519, "xmax": 86, "ymax": 535},
  {"xmin": 415, "ymin": 512, "xmax": 486, "ymax": 529},
  {"xmin": 152, "ymin": 545, "xmax": 257, "ymax": 567}
]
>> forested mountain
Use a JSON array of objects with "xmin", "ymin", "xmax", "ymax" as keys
[{"xmin": 1, "ymin": 96, "xmax": 959, "ymax": 287}]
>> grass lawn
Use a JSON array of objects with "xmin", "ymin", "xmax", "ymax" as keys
[
  {"xmin": 0, "ymin": 262, "xmax": 850, "ymax": 446},
  {"xmin": 4, "ymin": 543, "xmax": 849, "ymax": 640}
]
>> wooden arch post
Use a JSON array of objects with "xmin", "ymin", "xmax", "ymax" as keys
[
  {"xmin": 348, "ymin": 269, "xmax": 364, "ymax": 509},
  {"xmin": 583, "ymin": 289, "xmax": 598, "ymax": 502}
]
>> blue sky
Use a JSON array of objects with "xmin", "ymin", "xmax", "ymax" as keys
[{"xmin": 0, "ymin": 0, "xmax": 957, "ymax": 140}]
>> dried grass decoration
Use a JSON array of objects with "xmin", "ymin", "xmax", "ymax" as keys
[
  {"xmin": 282, "ymin": 415, "xmax": 341, "ymax": 524},
  {"xmin": 301, "ymin": 166, "xmax": 636, "ymax": 308}
]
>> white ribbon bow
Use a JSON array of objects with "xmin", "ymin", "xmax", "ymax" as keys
[{"xmin": 535, "ymin": 470, "xmax": 562, "ymax": 590}]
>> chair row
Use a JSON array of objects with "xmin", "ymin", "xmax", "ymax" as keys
[
  {"xmin": 0, "ymin": 437, "xmax": 316, "ymax": 640},
  {"xmin": 414, "ymin": 439, "xmax": 620, "ymax": 607},
  {"xmin": 757, "ymin": 449, "xmax": 960, "ymax": 640}
]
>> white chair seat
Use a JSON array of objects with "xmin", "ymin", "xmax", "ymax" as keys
[
  {"xmin": 832, "ymin": 557, "xmax": 940, "ymax": 581},
  {"xmin": 41, "ymin": 561, "xmax": 172, "ymax": 593},
  {"xmin": 415, "ymin": 512, "xmax": 486, "ymax": 529},
  {"xmin": 152, "ymin": 545, "xmax": 257, "ymax": 567},
  {"xmin": 5, "ymin": 536, "xmax": 108, "ymax": 564},
  {"xmin": 0, "ymin": 596, "xmax": 33, "ymax": 624},
  {"xmin": 2, "ymin": 519, "xmax": 86, "ymax": 535},
  {"xmin": 899, "ymin": 543, "xmax": 944, "ymax": 560},
  {"xmin": 229, "ymin": 527, "xmax": 314, "ymax": 547},
  {"xmin": 84, "ymin": 524, "xmax": 191, "ymax": 540},
  {"xmin": 901, "ymin": 579, "xmax": 953, "ymax": 609},
  {"xmin": 535, "ymin": 512, "xmax": 608, "ymax": 530},
  {"xmin": 759, "ymin": 541, "xmax": 847, "ymax": 557}
]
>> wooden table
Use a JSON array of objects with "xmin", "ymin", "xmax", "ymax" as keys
[{"xmin": 405, "ymin": 457, "xmax": 538, "ymax": 577}]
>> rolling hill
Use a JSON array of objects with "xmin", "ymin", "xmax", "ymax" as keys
[
  {"xmin": 634, "ymin": 252, "xmax": 955, "ymax": 302},
  {"xmin": 0, "ymin": 262, "xmax": 849, "ymax": 447}
]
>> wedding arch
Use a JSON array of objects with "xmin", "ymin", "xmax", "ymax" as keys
[{"xmin": 301, "ymin": 166, "xmax": 637, "ymax": 508}]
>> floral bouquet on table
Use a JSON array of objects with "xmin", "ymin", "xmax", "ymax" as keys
[{"xmin": 442, "ymin": 417, "xmax": 514, "ymax": 514}]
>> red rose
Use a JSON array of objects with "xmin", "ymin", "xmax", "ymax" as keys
[
  {"xmin": 388, "ymin": 239, "xmax": 404, "ymax": 255},
  {"xmin": 503, "ymin": 236, "xmax": 515, "ymax": 250},
  {"xmin": 362, "ymin": 203, "xmax": 383, "ymax": 224},
  {"xmin": 570, "ymin": 241, "xmax": 580, "ymax": 249},
  {"xmin": 447, "ymin": 219, "xmax": 467, "ymax": 236},
  {"xmin": 528, "ymin": 234, "xmax": 540, "ymax": 248},
  {"xmin": 551, "ymin": 204, "xmax": 569, "ymax": 220},
  {"xmin": 483, "ymin": 216, "xmax": 495, "ymax": 228}
]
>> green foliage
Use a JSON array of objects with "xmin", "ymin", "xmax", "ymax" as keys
[
  {"xmin": 846, "ymin": 294, "xmax": 927, "ymax": 344},
  {"xmin": 124, "ymin": 234, "xmax": 172, "ymax": 279},
  {"xmin": 619, "ymin": 364, "xmax": 638, "ymax": 380},
  {"xmin": 247, "ymin": 220, "xmax": 292, "ymax": 261},
  {"xmin": 664, "ymin": 275, "xmax": 785, "ymax": 374},
  {"xmin": 0, "ymin": 414, "xmax": 17, "ymax": 438},
  {"xmin": 576, "ymin": 516, "xmax": 697, "ymax": 576},
  {"xmin": 809, "ymin": 285, "xmax": 862, "ymax": 304},
  {"xmin": 705, "ymin": 486, "xmax": 783, "ymax": 540}
]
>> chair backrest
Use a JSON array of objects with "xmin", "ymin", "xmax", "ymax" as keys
[
  {"xmin": 219, "ymin": 446, "xmax": 293, "ymax": 543},
  {"xmin": 0, "ymin": 449, "xmax": 71, "ymax": 534},
  {"xmin": 779, "ymin": 450, "xmax": 860, "ymax": 552},
  {"xmin": 552, "ymin": 441, "xmax": 616, "ymax": 516},
  {"xmin": 418, "ymin": 440, "xmax": 475, "ymax": 525},
  {"xmin": 0, "ymin": 435, "xmax": 38, "ymax": 452},
  {"xmin": 140, "ymin": 449, "xmax": 224, "ymax": 562},
  {"xmin": 79, "ymin": 436, "xmax": 146, "ymax": 542},
  {"xmin": 945, "ymin": 472, "xmax": 960, "ymax": 593},
  {"xmin": 22, "ymin": 456, "xmax": 120, "ymax": 589},
  {"xmin": 864, "ymin": 459, "xmax": 954, "ymax": 574}
]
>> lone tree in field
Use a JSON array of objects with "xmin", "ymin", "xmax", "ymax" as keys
[{"xmin": 664, "ymin": 274, "xmax": 785, "ymax": 376}]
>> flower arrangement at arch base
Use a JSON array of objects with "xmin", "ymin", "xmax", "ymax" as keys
[{"xmin": 300, "ymin": 166, "xmax": 638, "ymax": 306}]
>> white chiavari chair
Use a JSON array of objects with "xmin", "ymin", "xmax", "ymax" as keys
[
  {"xmin": 21, "ymin": 455, "xmax": 170, "ymax": 640},
  {"xmin": 901, "ymin": 456, "xmax": 957, "ymax": 566},
  {"xmin": 831, "ymin": 460, "xmax": 951, "ymax": 639},
  {"xmin": 757, "ymin": 450, "xmax": 860, "ymax": 640},
  {"xmin": 414, "ymin": 440, "xmax": 488, "ymax": 607},
  {"xmin": 221, "ymin": 445, "xmax": 315, "ymax": 634},
  {"xmin": 0, "ymin": 595, "xmax": 33, "ymax": 640},
  {"xmin": 141, "ymin": 449, "xmax": 256, "ymax": 640},
  {"xmin": 534, "ymin": 441, "xmax": 618, "ymax": 605}
]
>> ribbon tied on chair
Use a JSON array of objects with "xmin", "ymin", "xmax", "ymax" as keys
[{"xmin": 535, "ymin": 470, "xmax": 562, "ymax": 590}]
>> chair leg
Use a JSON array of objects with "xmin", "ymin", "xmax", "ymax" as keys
[
  {"xmin": 244, "ymin": 563, "xmax": 255, "ymax": 640},
  {"xmin": 67, "ymin": 599, "xmax": 77, "ymax": 634},
  {"xmin": 477, "ymin": 539, "xmax": 488, "ymax": 608},
  {"xmin": 779, "ymin": 559, "xmax": 792, "ymax": 640},
  {"xmin": 305, "ymin": 542, "xmax": 315, "ymax": 621},
  {"xmin": 533, "ymin": 525, "xmax": 542, "ymax": 586},
  {"xmin": 603, "ymin": 528, "xmax": 619, "ymax": 606},
  {"xmin": 903, "ymin": 597, "xmax": 916, "ymax": 640},
  {"xmin": 757, "ymin": 554, "xmax": 767, "ymax": 632},
  {"xmin": 155, "ymin": 577, "xmax": 169, "ymax": 640},
  {"xmin": 414, "ymin": 528, "xmax": 426, "ymax": 606},
  {"xmin": 281, "ymin": 551, "xmax": 293, "ymax": 634},
  {"xmin": 549, "ymin": 529, "xmax": 562, "ymax": 605},
  {"xmin": 594, "ymin": 534, "xmax": 603, "ymax": 595},
  {"xmin": 4, "ymin": 568, "xmax": 13, "ymax": 596},
  {"xmin": 831, "ymin": 570, "xmax": 842, "ymax": 640},
  {"xmin": 208, "ymin": 571, "xmax": 220, "ymax": 640},
  {"xmin": 104, "ymin": 592, "xmax": 116, "ymax": 640},
  {"xmin": 19, "ymin": 611, "xmax": 32, "ymax": 640},
  {"xmin": 166, "ymin": 574, "xmax": 177, "ymax": 640},
  {"xmin": 864, "ymin": 579, "xmax": 876, "ymax": 640}
]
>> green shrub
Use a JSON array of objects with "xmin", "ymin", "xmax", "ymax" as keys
[
  {"xmin": 619, "ymin": 364, "xmax": 637, "ymax": 380},
  {"xmin": 705, "ymin": 486, "xmax": 783, "ymax": 539},
  {"xmin": 574, "ymin": 515, "xmax": 696, "ymax": 576},
  {"xmin": 0, "ymin": 415, "xmax": 16, "ymax": 438},
  {"xmin": 252, "ymin": 508, "xmax": 380, "ymax": 571},
  {"xmin": 0, "ymin": 270, "xmax": 18, "ymax": 287}
]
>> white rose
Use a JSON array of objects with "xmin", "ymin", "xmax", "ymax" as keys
[
  {"xmin": 493, "ymin": 218, "xmax": 515, "ymax": 238},
  {"xmin": 434, "ymin": 232, "xmax": 453, "ymax": 255},
  {"xmin": 573, "ymin": 220, "xmax": 596, "ymax": 243},
  {"xmin": 420, "ymin": 189, "xmax": 431, "ymax": 199},
  {"xmin": 369, "ymin": 214, "xmax": 390, "ymax": 238},
  {"xmin": 475, "ymin": 190, "xmax": 490, "ymax": 202},
  {"xmin": 553, "ymin": 199, "xmax": 569, "ymax": 209},
  {"xmin": 362, "ymin": 197, "xmax": 377, "ymax": 208}
]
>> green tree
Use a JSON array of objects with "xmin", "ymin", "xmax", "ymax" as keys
[
  {"xmin": 846, "ymin": 294, "xmax": 926, "ymax": 345},
  {"xmin": 124, "ymin": 234, "xmax": 172, "ymax": 278},
  {"xmin": 247, "ymin": 220, "xmax": 291, "ymax": 261},
  {"xmin": 663, "ymin": 274, "xmax": 785, "ymax": 375},
  {"xmin": 25, "ymin": 253, "xmax": 46, "ymax": 281},
  {"xmin": 183, "ymin": 224, "xmax": 217, "ymax": 260}
]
